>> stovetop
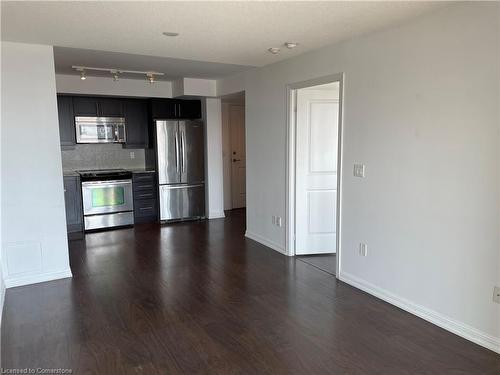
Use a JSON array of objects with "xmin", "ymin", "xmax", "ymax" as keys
[{"xmin": 77, "ymin": 169, "xmax": 132, "ymax": 181}]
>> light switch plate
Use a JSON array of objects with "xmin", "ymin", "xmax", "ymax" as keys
[
  {"xmin": 130, "ymin": 151, "xmax": 135, "ymax": 159},
  {"xmin": 354, "ymin": 164, "xmax": 365, "ymax": 178},
  {"xmin": 493, "ymin": 286, "xmax": 500, "ymax": 304}
]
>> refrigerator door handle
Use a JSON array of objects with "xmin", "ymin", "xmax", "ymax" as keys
[
  {"xmin": 174, "ymin": 128, "xmax": 180, "ymax": 173},
  {"xmin": 181, "ymin": 130, "xmax": 186, "ymax": 173}
]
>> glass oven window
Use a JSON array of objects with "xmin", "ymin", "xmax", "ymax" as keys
[{"xmin": 91, "ymin": 186, "xmax": 125, "ymax": 207}]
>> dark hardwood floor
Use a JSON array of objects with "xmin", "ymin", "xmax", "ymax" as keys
[{"xmin": 2, "ymin": 209, "xmax": 499, "ymax": 374}]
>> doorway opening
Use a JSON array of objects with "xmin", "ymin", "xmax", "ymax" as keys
[
  {"xmin": 221, "ymin": 92, "xmax": 246, "ymax": 213},
  {"xmin": 286, "ymin": 74, "xmax": 343, "ymax": 277}
]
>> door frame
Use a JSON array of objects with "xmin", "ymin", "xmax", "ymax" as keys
[{"xmin": 285, "ymin": 73, "xmax": 344, "ymax": 278}]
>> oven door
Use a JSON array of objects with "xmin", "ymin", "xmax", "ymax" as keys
[{"xmin": 82, "ymin": 180, "xmax": 134, "ymax": 215}]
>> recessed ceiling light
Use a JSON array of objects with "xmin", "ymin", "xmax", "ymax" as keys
[
  {"xmin": 284, "ymin": 42, "xmax": 299, "ymax": 49},
  {"xmin": 162, "ymin": 31, "xmax": 179, "ymax": 37},
  {"xmin": 268, "ymin": 47, "xmax": 280, "ymax": 54}
]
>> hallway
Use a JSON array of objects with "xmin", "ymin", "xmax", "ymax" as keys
[{"xmin": 2, "ymin": 210, "xmax": 499, "ymax": 373}]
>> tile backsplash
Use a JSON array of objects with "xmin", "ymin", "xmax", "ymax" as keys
[{"xmin": 62, "ymin": 143, "xmax": 146, "ymax": 171}]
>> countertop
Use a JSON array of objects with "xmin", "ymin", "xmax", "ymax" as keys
[
  {"xmin": 62, "ymin": 168, "xmax": 155, "ymax": 177},
  {"xmin": 62, "ymin": 170, "xmax": 79, "ymax": 177}
]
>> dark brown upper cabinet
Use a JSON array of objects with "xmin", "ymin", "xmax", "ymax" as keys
[
  {"xmin": 123, "ymin": 99, "xmax": 149, "ymax": 149},
  {"xmin": 150, "ymin": 98, "xmax": 177, "ymax": 119},
  {"xmin": 176, "ymin": 99, "xmax": 202, "ymax": 120},
  {"xmin": 57, "ymin": 95, "xmax": 76, "ymax": 150},
  {"xmin": 73, "ymin": 96, "xmax": 124, "ymax": 117},
  {"xmin": 150, "ymin": 98, "xmax": 202, "ymax": 120},
  {"xmin": 99, "ymin": 98, "xmax": 124, "ymax": 117}
]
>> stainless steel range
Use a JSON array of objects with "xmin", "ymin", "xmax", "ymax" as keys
[{"xmin": 77, "ymin": 169, "xmax": 134, "ymax": 231}]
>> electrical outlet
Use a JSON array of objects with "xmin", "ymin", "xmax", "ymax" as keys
[
  {"xmin": 359, "ymin": 243, "xmax": 368, "ymax": 256},
  {"xmin": 130, "ymin": 151, "xmax": 135, "ymax": 159},
  {"xmin": 493, "ymin": 286, "xmax": 500, "ymax": 304},
  {"xmin": 354, "ymin": 163, "xmax": 365, "ymax": 178}
]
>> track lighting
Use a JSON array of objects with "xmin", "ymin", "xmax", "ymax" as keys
[{"xmin": 72, "ymin": 66, "xmax": 164, "ymax": 83}]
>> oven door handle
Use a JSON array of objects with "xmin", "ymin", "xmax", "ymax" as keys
[{"xmin": 82, "ymin": 179, "xmax": 132, "ymax": 187}]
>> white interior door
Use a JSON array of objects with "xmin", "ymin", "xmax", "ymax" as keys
[
  {"xmin": 295, "ymin": 86, "xmax": 339, "ymax": 255},
  {"xmin": 230, "ymin": 105, "xmax": 246, "ymax": 208}
]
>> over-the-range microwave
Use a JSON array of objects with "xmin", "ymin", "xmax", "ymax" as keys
[{"xmin": 75, "ymin": 116, "xmax": 126, "ymax": 144}]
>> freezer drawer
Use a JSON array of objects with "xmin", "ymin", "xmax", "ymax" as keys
[{"xmin": 159, "ymin": 184, "xmax": 205, "ymax": 221}]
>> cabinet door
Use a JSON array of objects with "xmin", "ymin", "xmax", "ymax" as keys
[
  {"xmin": 150, "ymin": 99, "xmax": 177, "ymax": 119},
  {"xmin": 99, "ymin": 98, "xmax": 124, "ymax": 117},
  {"xmin": 57, "ymin": 96, "xmax": 76, "ymax": 150},
  {"xmin": 177, "ymin": 100, "xmax": 201, "ymax": 119},
  {"xmin": 73, "ymin": 97, "xmax": 99, "ymax": 116},
  {"xmin": 123, "ymin": 99, "xmax": 148, "ymax": 148},
  {"xmin": 63, "ymin": 176, "xmax": 83, "ymax": 232}
]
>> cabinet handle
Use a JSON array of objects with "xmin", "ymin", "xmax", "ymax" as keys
[
  {"xmin": 137, "ymin": 184, "xmax": 153, "ymax": 189},
  {"xmin": 139, "ymin": 207, "xmax": 153, "ymax": 210},
  {"xmin": 138, "ymin": 193, "xmax": 153, "ymax": 198}
]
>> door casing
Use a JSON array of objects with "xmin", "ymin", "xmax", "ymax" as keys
[{"xmin": 285, "ymin": 73, "xmax": 344, "ymax": 278}]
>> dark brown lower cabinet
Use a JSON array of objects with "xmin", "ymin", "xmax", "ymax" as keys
[
  {"xmin": 133, "ymin": 172, "xmax": 158, "ymax": 223},
  {"xmin": 63, "ymin": 175, "xmax": 84, "ymax": 239}
]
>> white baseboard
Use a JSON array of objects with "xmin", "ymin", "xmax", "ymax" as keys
[
  {"xmin": 208, "ymin": 211, "xmax": 226, "ymax": 219},
  {"xmin": 245, "ymin": 231, "xmax": 288, "ymax": 256},
  {"xmin": 339, "ymin": 271, "xmax": 500, "ymax": 354},
  {"xmin": 5, "ymin": 269, "xmax": 73, "ymax": 289}
]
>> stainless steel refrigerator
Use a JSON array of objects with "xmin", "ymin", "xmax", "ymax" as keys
[{"xmin": 156, "ymin": 120, "xmax": 205, "ymax": 221}]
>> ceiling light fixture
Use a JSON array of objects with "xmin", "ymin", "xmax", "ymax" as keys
[
  {"xmin": 268, "ymin": 47, "xmax": 280, "ymax": 55},
  {"xmin": 284, "ymin": 42, "xmax": 299, "ymax": 49},
  {"xmin": 72, "ymin": 66, "xmax": 164, "ymax": 82},
  {"xmin": 162, "ymin": 31, "xmax": 179, "ymax": 37}
]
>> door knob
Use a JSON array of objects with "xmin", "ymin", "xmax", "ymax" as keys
[{"xmin": 233, "ymin": 158, "xmax": 241, "ymax": 162}]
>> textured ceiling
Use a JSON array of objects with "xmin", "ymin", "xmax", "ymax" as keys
[{"xmin": 2, "ymin": 1, "xmax": 446, "ymax": 78}]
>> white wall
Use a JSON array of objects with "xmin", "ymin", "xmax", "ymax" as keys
[
  {"xmin": 0, "ymin": 38, "xmax": 4, "ymax": 327},
  {"xmin": 1, "ymin": 42, "xmax": 72, "ymax": 287},
  {"xmin": 56, "ymin": 73, "xmax": 173, "ymax": 97},
  {"xmin": 203, "ymin": 98, "xmax": 225, "ymax": 219},
  {"xmin": 218, "ymin": 3, "xmax": 500, "ymax": 352},
  {"xmin": 173, "ymin": 78, "xmax": 217, "ymax": 98}
]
